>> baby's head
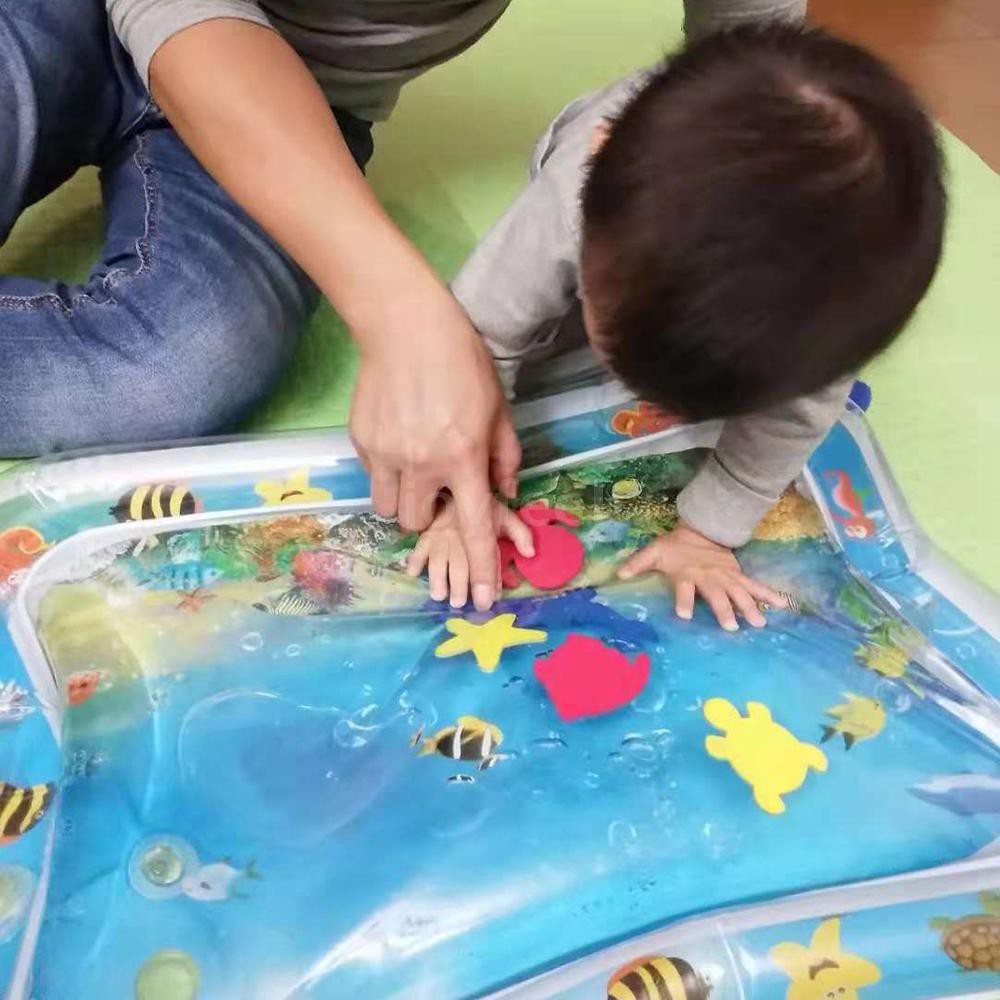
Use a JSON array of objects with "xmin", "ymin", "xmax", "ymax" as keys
[{"xmin": 580, "ymin": 25, "xmax": 944, "ymax": 420}]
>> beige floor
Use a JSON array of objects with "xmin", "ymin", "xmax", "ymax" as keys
[{"xmin": 810, "ymin": 0, "xmax": 1000, "ymax": 171}]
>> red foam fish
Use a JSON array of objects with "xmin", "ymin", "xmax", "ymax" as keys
[
  {"xmin": 534, "ymin": 634, "xmax": 651, "ymax": 722},
  {"xmin": 824, "ymin": 470, "xmax": 876, "ymax": 540},
  {"xmin": 498, "ymin": 502, "xmax": 584, "ymax": 591}
]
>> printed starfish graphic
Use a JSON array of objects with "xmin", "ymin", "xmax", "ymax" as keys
[
  {"xmin": 435, "ymin": 613, "xmax": 547, "ymax": 673},
  {"xmin": 254, "ymin": 469, "xmax": 332, "ymax": 507},
  {"xmin": 177, "ymin": 589, "xmax": 216, "ymax": 613},
  {"xmin": 770, "ymin": 917, "xmax": 881, "ymax": 1000}
]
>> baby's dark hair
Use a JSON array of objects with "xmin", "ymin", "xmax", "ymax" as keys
[{"xmin": 581, "ymin": 24, "xmax": 945, "ymax": 421}]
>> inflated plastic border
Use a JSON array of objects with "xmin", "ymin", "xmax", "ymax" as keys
[{"xmin": 0, "ymin": 381, "xmax": 997, "ymax": 999}]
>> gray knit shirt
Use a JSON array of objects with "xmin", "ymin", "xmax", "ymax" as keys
[{"xmin": 451, "ymin": 70, "xmax": 851, "ymax": 548}]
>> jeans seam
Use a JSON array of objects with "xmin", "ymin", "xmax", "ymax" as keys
[{"xmin": 0, "ymin": 130, "xmax": 158, "ymax": 314}]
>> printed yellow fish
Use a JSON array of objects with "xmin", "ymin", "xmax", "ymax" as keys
[
  {"xmin": 412, "ymin": 716, "xmax": 505, "ymax": 771},
  {"xmin": 821, "ymin": 693, "xmax": 885, "ymax": 749}
]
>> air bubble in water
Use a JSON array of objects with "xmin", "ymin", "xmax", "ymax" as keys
[
  {"xmin": 531, "ymin": 736, "xmax": 567, "ymax": 752},
  {"xmin": 632, "ymin": 682, "xmax": 666, "ymax": 714},
  {"xmin": 621, "ymin": 735, "xmax": 657, "ymax": 764},
  {"xmin": 954, "ymin": 641, "xmax": 978, "ymax": 662},
  {"xmin": 874, "ymin": 680, "xmax": 912, "ymax": 715},
  {"xmin": 356, "ymin": 703, "xmax": 378, "ymax": 723},
  {"xmin": 286, "ymin": 643, "xmax": 302, "ymax": 658},
  {"xmin": 608, "ymin": 820, "xmax": 638, "ymax": 852},
  {"xmin": 653, "ymin": 798, "xmax": 676, "ymax": 827},
  {"xmin": 696, "ymin": 635, "xmax": 715, "ymax": 651},
  {"xmin": 584, "ymin": 771, "xmax": 601, "ymax": 789},
  {"xmin": 128, "ymin": 835, "xmax": 198, "ymax": 900},
  {"xmin": 334, "ymin": 719, "xmax": 368, "ymax": 749},
  {"xmin": 650, "ymin": 728, "xmax": 674, "ymax": 750}
]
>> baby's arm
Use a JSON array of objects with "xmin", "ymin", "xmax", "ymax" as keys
[
  {"xmin": 677, "ymin": 377, "xmax": 854, "ymax": 548},
  {"xmin": 620, "ymin": 378, "xmax": 854, "ymax": 630},
  {"xmin": 407, "ymin": 499, "xmax": 534, "ymax": 609}
]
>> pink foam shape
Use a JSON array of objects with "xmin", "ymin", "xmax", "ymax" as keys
[{"xmin": 534, "ymin": 633, "xmax": 651, "ymax": 722}]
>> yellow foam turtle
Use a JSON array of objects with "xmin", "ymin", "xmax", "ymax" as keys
[{"xmin": 704, "ymin": 698, "xmax": 828, "ymax": 815}]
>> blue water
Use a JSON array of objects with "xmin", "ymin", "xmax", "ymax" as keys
[{"xmin": 31, "ymin": 539, "xmax": 998, "ymax": 998}]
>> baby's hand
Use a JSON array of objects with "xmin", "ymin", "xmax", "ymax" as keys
[
  {"xmin": 617, "ymin": 523, "xmax": 784, "ymax": 631},
  {"xmin": 406, "ymin": 497, "xmax": 534, "ymax": 608}
]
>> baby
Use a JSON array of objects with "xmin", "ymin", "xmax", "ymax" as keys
[{"xmin": 408, "ymin": 24, "xmax": 944, "ymax": 629}]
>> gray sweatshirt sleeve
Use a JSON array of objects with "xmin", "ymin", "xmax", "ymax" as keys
[
  {"xmin": 451, "ymin": 74, "xmax": 646, "ymax": 396},
  {"xmin": 683, "ymin": 0, "xmax": 807, "ymax": 40},
  {"xmin": 677, "ymin": 377, "xmax": 854, "ymax": 547},
  {"xmin": 107, "ymin": 0, "xmax": 272, "ymax": 86}
]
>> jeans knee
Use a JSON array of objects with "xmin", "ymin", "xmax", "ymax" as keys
[
  {"xmin": 106, "ymin": 304, "xmax": 300, "ymax": 442},
  {"xmin": 1, "ymin": 298, "xmax": 305, "ymax": 456}
]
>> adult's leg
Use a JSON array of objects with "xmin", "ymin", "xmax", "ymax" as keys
[
  {"xmin": 0, "ymin": 0, "xmax": 373, "ymax": 455},
  {"xmin": 1, "ymin": 114, "xmax": 371, "ymax": 456},
  {"xmin": 0, "ymin": 0, "xmax": 150, "ymax": 241}
]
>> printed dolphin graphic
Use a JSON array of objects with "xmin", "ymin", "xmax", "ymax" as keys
[{"xmin": 909, "ymin": 773, "xmax": 1000, "ymax": 816}]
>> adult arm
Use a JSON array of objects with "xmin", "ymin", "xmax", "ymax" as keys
[{"xmin": 107, "ymin": 5, "xmax": 514, "ymax": 609}]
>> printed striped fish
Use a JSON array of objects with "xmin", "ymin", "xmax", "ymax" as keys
[{"xmin": 0, "ymin": 781, "xmax": 55, "ymax": 846}]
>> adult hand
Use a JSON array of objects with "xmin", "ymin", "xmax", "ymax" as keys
[{"xmin": 350, "ymin": 294, "xmax": 521, "ymax": 611}]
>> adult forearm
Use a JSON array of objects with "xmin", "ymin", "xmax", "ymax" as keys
[{"xmin": 149, "ymin": 18, "xmax": 447, "ymax": 346}]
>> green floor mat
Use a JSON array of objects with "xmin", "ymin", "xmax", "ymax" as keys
[{"xmin": 1, "ymin": 2, "xmax": 997, "ymax": 590}]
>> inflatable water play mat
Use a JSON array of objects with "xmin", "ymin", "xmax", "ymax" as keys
[{"xmin": 0, "ymin": 382, "xmax": 997, "ymax": 999}]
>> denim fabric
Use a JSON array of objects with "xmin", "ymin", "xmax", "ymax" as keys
[{"xmin": 0, "ymin": 0, "xmax": 373, "ymax": 456}]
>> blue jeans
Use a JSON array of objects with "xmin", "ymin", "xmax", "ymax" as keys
[{"xmin": 0, "ymin": 0, "xmax": 373, "ymax": 457}]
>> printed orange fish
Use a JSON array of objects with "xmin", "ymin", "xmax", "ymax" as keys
[
  {"xmin": 66, "ymin": 670, "xmax": 107, "ymax": 707},
  {"xmin": 610, "ymin": 401, "xmax": 683, "ymax": 438},
  {"xmin": 0, "ymin": 527, "xmax": 47, "ymax": 583}
]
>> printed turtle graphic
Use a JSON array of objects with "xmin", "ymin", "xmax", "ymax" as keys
[
  {"xmin": 929, "ymin": 890, "xmax": 1000, "ymax": 972},
  {"xmin": 704, "ymin": 698, "xmax": 828, "ymax": 815}
]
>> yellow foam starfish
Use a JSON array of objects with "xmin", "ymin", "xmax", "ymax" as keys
[
  {"xmin": 254, "ymin": 469, "xmax": 332, "ymax": 507},
  {"xmin": 770, "ymin": 917, "xmax": 881, "ymax": 1000},
  {"xmin": 435, "ymin": 613, "xmax": 547, "ymax": 673}
]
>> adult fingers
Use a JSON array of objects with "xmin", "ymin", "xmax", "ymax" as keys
[
  {"xmin": 448, "ymin": 541, "xmax": 470, "ymax": 610},
  {"xmin": 450, "ymin": 466, "xmax": 499, "ymax": 611},
  {"xmin": 699, "ymin": 580, "xmax": 739, "ymax": 632},
  {"xmin": 727, "ymin": 582, "xmax": 766, "ymax": 628},
  {"xmin": 370, "ymin": 465, "xmax": 400, "ymax": 520},
  {"xmin": 490, "ymin": 415, "xmax": 522, "ymax": 500},
  {"xmin": 674, "ymin": 580, "xmax": 696, "ymax": 621},
  {"xmin": 396, "ymin": 471, "xmax": 440, "ymax": 534},
  {"xmin": 497, "ymin": 505, "xmax": 534, "ymax": 557}
]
